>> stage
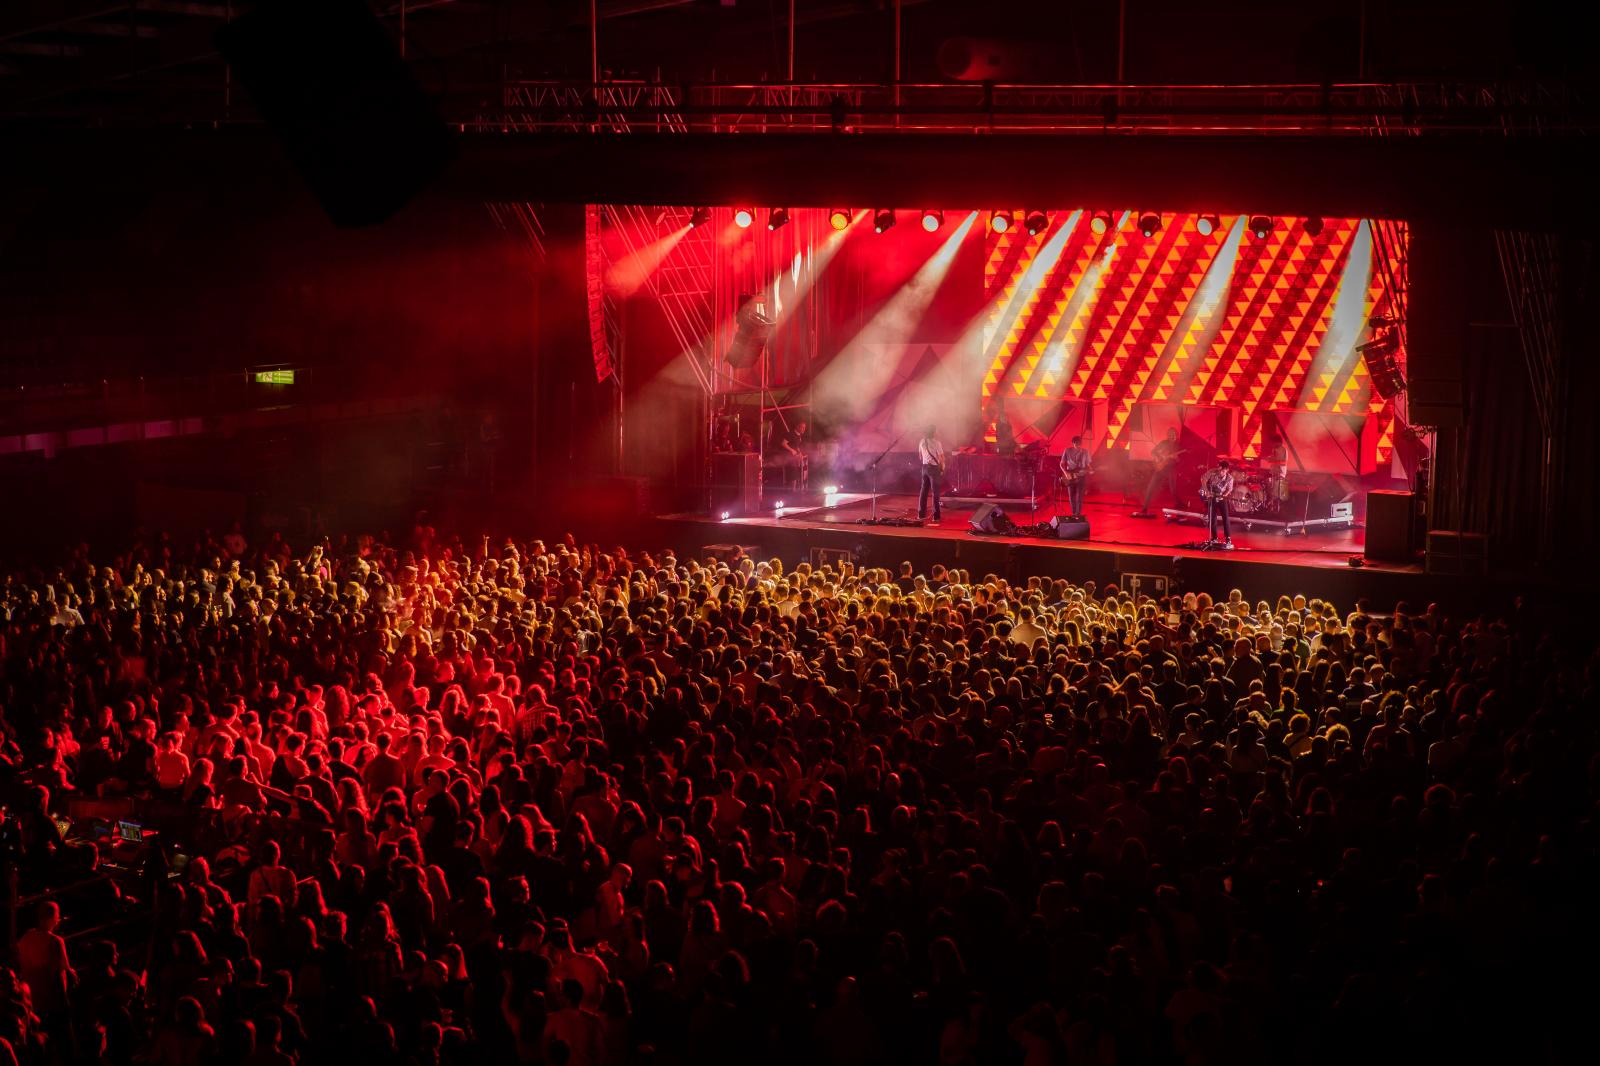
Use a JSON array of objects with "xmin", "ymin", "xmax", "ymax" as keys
[{"xmin": 654, "ymin": 488, "xmax": 1465, "ymax": 609}]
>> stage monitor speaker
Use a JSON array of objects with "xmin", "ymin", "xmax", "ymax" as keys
[
  {"xmin": 1364, "ymin": 490, "xmax": 1417, "ymax": 561},
  {"xmin": 970, "ymin": 503, "xmax": 1013, "ymax": 534},
  {"xmin": 217, "ymin": 0, "xmax": 453, "ymax": 227},
  {"xmin": 1049, "ymin": 517, "xmax": 1090, "ymax": 540}
]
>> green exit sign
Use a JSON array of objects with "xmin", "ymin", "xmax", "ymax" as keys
[{"xmin": 253, "ymin": 369, "xmax": 295, "ymax": 385}]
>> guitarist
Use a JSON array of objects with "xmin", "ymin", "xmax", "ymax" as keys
[
  {"xmin": 1059, "ymin": 435, "xmax": 1092, "ymax": 521},
  {"xmin": 1199, "ymin": 458, "xmax": 1236, "ymax": 549},
  {"xmin": 917, "ymin": 425, "xmax": 946, "ymax": 522},
  {"xmin": 1135, "ymin": 428, "xmax": 1185, "ymax": 517}
]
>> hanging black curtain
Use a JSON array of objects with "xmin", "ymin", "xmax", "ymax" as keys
[
  {"xmin": 1431, "ymin": 234, "xmax": 1600, "ymax": 568},
  {"xmin": 1431, "ymin": 323, "xmax": 1544, "ymax": 558}
]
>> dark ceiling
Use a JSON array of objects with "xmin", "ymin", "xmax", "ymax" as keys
[{"xmin": 2, "ymin": 0, "xmax": 1594, "ymax": 127}]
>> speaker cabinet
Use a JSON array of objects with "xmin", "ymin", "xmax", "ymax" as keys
[
  {"xmin": 970, "ymin": 503, "xmax": 1013, "ymax": 534},
  {"xmin": 1050, "ymin": 517, "xmax": 1091, "ymax": 540},
  {"xmin": 1364, "ymin": 490, "xmax": 1417, "ymax": 561},
  {"xmin": 1425, "ymin": 530, "xmax": 1488, "ymax": 575},
  {"xmin": 710, "ymin": 452, "xmax": 760, "ymax": 516},
  {"xmin": 725, "ymin": 301, "xmax": 775, "ymax": 368}
]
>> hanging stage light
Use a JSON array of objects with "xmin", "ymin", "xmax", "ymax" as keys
[
  {"xmin": 689, "ymin": 207, "xmax": 712, "ymax": 228},
  {"xmin": 733, "ymin": 207, "xmax": 754, "ymax": 228},
  {"xmin": 1196, "ymin": 214, "xmax": 1219, "ymax": 237},
  {"xmin": 989, "ymin": 210, "xmax": 1011, "ymax": 234},
  {"xmin": 1249, "ymin": 215, "xmax": 1274, "ymax": 239},
  {"xmin": 1303, "ymin": 216, "xmax": 1325, "ymax": 237},
  {"xmin": 873, "ymin": 209, "xmax": 896, "ymax": 233},
  {"xmin": 829, "ymin": 208, "xmax": 853, "ymax": 231},
  {"xmin": 921, "ymin": 209, "xmax": 944, "ymax": 233},
  {"xmin": 1024, "ymin": 210, "xmax": 1048, "ymax": 236},
  {"xmin": 768, "ymin": 207, "xmax": 791, "ymax": 231},
  {"xmin": 1089, "ymin": 210, "xmax": 1112, "ymax": 235},
  {"xmin": 1138, "ymin": 212, "xmax": 1161, "ymax": 238}
]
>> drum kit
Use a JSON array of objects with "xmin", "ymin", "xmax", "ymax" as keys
[{"xmin": 1220, "ymin": 456, "xmax": 1289, "ymax": 515}]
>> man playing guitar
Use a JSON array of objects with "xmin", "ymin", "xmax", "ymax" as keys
[
  {"xmin": 1199, "ymin": 458, "xmax": 1236, "ymax": 549},
  {"xmin": 1059, "ymin": 435, "xmax": 1092, "ymax": 521},
  {"xmin": 1134, "ymin": 427, "xmax": 1185, "ymax": 517},
  {"xmin": 917, "ymin": 425, "xmax": 946, "ymax": 522}
]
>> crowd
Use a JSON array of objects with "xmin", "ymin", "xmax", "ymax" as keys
[{"xmin": 0, "ymin": 525, "xmax": 1594, "ymax": 1065}]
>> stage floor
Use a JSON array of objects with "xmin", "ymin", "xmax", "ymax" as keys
[
  {"xmin": 652, "ymin": 485, "xmax": 1488, "ymax": 608},
  {"xmin": 744, "ymin": 490, "xmax": 1368, "ymax": 570}
]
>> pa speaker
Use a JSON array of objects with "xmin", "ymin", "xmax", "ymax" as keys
[
  {"xmin": 710, "ymin": 452, "xmax": 760, "ymax": 515},
  {"xmin": 1364, "ymin": 490, "xmax": 1416, "ymax": 561},
  {"xmin": 1050, "ymin": 517, "xmax": 1090, "ymax": 540},
  {"xmin": 725, "ymin": 299, "xmax": 775, "ymax": 368},
  {"xmin": 217, "ymin": 0, "xmax": 453, "ymax": 227},
  {"xmin": 970, "ymin": 503, "xmax": 1013, "ymax": 534}
]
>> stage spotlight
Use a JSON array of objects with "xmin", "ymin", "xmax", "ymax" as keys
[
  {"xmin": 873, "ymin": 208, "xmax": 896, "ymax": 233},
  {"xmin": 1196, "ymin": 214, "xmax": 1219, "ymax": 236},
  {"xmin": 989, "ymin": 210, "xmax": 1011, "ymax": 234},
  {"xmin": 689, "ymin": 206, "xmax": 712, "ymax": 228},
  {"xmin": 1249, "ymin": 215, "xmax": 1273, "ymax": 239},
  {"xmin": 1303, "ymin": 216, "xmax": 1325, "ymax": 237},
  {"xmin": 1024, "ymin": 210, "xmax": 1048, "ymax": 236},
  {"xmin": 1138, "ymin": 212, "xmax": 1161, "ymax": 237},
  {"xmin": 768, "ymin": 207, "xmax": 791, "ymax": 231},
  {"xmin": 719, "ymin": 511, "xmax": 732, "ymax": 521},
  {"xmin": 921, "ymin": 209, "xmax": 944, "ymax": 233},
  {"xmin": 733, "ymin": 208, "xmax": 754, "ymax": 228},
  {"xmin": 829, "ymin": 208, "xmax": 853, "ymax": 230},
  {"xmin": 1089, "ymin": 210, "xmax": 1112, "ymax": 235}
]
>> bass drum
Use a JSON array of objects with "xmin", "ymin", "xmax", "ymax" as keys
[{"xmin": 1229, "ymin": 482, "xmax": 1268, "ymax": 514}]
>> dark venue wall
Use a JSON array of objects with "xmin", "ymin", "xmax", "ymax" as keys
[{"xmin": 0, "ymin": 143, "xmax": 548, "ymax": 551}]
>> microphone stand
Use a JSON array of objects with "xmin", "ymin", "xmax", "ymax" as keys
[
  {"xmin": 1024, "ymin": 453, "xmax": 1039, "ymax": 528},
  {"xmin": 865, "ymin": 428, "xmax": 910, "ymax": 525}
]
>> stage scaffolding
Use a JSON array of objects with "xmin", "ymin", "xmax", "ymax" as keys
[{"xmin": 490, "ymin": 79, "xmax": 1593, "ymax": 138}]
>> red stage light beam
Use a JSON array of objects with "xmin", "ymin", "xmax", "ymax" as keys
[
  {"xmin": 813, "ymin": 212, "xmax": 979, "ymax": 429},
  {"xmin": 605, "ymin": 225, "xmax": 692, "ymax": 297}
]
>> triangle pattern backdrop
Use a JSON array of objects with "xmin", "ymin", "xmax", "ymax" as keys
[{"xmin": 980, "ymin": 213, "xmax": 1404, "ymax": 463}]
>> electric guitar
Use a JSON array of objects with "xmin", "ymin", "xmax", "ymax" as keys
[
  {"xmin": 1153, "ymin": 446, "xmax": 1187, "ymax": 474},
  {"xmin": 1199, "ymin": 472, "xmax": 1234, "ymax": 502},
  {"xmin": 1060, "ymin": 450, "xmax": 1092, "ymax": 484}
]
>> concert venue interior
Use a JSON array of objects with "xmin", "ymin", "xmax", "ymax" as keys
[{"xmin": 2, "ymin": 2, "xmax": 1597, "ymax": 1064}]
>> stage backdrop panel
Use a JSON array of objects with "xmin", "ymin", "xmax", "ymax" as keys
[
  {"xmin": 996, "ymin": 396, "xmax": 1106, "ymax": 454},
  {"xmin": 1265, "ymin": 409, "xmax": 1376, "ymax": 477},
  {"xmin": 979, "ymin": 211, "xmax": 1405, "ymax": 467},
  {"xmin": 1122, "ymin": 402, "xmax": 1235, "ymax": 462}
]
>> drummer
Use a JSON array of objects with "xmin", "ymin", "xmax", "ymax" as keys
[{"xmin": 1263, "ymin": 431, "xmax": 1290, "ymax": 503}]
